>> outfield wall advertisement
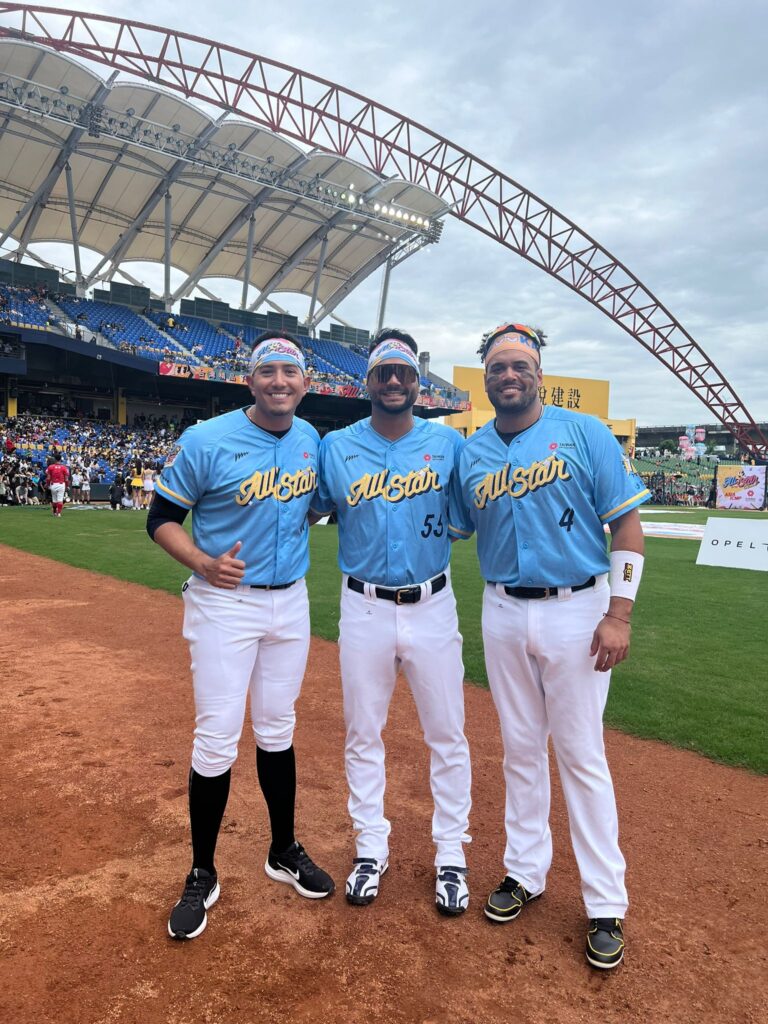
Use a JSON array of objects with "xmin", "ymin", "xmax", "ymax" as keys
[
  {"xmin": 157, "ymin": 362, "xmax": 470, "ymax": 410},
  {"xmin": 715, "ymin": 465, "xmax": 767, "ymax": 510}
]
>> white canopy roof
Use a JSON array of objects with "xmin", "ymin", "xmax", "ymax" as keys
[{"xmin": 0, "ymin": 40, "xmax": 446, "ymax": 318}]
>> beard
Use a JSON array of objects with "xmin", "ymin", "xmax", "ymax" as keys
[
  {"xmin": 488, "ymin": 382, "xmax": 538, "ymax": 414},
  {"xmin": 370, "ymin": 389, "xmax": 417, "ymax": 415}
]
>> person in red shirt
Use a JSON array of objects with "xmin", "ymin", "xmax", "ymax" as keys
[{"xmin": 46, "ymin": 452, "xmax": 69, "ymax": 517}]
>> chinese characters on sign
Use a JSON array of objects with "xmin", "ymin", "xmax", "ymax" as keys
[{"xmin": 538, "ymin": 385, "xmax": 581, "ymax": 409}]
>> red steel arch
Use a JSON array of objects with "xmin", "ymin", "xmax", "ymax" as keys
[{"xmin": 1, "ymin": 3, "xmax": 765, "ymax": 457}]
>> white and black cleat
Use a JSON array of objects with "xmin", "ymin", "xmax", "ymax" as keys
[
  {"xmin": 435, "ymin": 865, "xmax": 469, "ymax": 916},
  {"xmin": 345, "ymin": 857, "xmax": 389, "ymax": 905}
]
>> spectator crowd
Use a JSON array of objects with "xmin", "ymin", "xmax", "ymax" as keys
[{"xmin": 0, "ymin": 411, "xmax": 194, "ymax": 509}]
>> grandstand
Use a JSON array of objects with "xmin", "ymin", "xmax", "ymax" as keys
[
  {"xmin": 0, "ymin": 34, "xmax": 471, "ymax": 436},
  {"xmin": 0, "ymin": 284, "xmax": 56, "ymax": 330},
  {"xmin": 632, "ymin": 453, "xmax": 715, "ymax": 504},
  {"xmin": 55, "ymin": 296, "xmax": 192, "ymax": 362}
]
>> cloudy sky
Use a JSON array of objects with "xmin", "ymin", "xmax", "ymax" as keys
[{"xmin": 5, "ymin": 0, "xmax": 767, "ymax": 426}]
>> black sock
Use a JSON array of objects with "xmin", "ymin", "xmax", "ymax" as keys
[
  {"xmin": 256, "ymin": 745, "xmax": 296, "ymax": 853},
  {"xmin": 189, "ymin": 767, "xmax": 231, "ymax": 875}
]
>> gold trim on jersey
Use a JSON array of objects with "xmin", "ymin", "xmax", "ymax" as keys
[
  {"xmin": 449, "ymin": 522, "xmax": 473, "ymax": 538},
  {"xmin": 346, "ymin": 466, "xmax": 442, "ymax": 506},
  {"xmin": 599, "ymin": 489, "xmax": 650, "ymax": 521},
  {"xmin": 236, "ymin": 466, "xmax": 317, "ymax": 505},
  {"xmin": 473, "ymin": 454, "xmax": 570, "ymax": 509},
  {"xmin": 156, "ymin": 479, "xmax": 195, "ymax": 507}
]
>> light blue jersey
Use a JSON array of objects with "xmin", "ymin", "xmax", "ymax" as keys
[
  {"xmin": 312, "ymin": 417, "xmax": 462, "ymax": 586},
  {"xmin": 449, "ymin": 407, "xmax": 650, "ymax": 587},
  {"xmin": 156, "ymin": 408, "xmax": 319, "ymax": 585}
]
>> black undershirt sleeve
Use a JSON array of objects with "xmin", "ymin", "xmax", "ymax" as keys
[{"xmin": 146, "ymin": 491, "xmax": 189, "ymax": 541}]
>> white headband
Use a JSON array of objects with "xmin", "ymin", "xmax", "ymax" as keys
[
  {"xmin": 367, "ymin": 338, "xmax": 419, "ymax": 374},
  {"xmin": 249, "ymin": 338, "xmax": 306, "ymax": 374}
]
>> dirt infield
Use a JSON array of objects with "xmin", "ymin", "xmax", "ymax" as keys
[{"xmin": 1, "ymin": 545, "xmax": 765, "ymax": 1024}]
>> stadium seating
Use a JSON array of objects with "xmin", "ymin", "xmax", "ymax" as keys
[
  {"xmin": 2, "ymin": 283, "xmax": 433, "ymax": 392},
  {"xmin": 55, "ymin": 297, "xmax": 189, "ymax": 362},
  {"xmin": 0, "ymin": 285, "xmax": 56, "ymax": 329},
  {"xmin": 220, "ymin": 322, "xmax": 263, "ymax": 347},
  {"xmin": 309, "ymin": 337, "xmax": 368, "ymax": 381}
]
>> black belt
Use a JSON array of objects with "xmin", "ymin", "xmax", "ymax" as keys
[
  {"xmin": 493, "ymin": 576, "xmax": 596, "ymax": 600},
  {"xmin": 250, "ymin": 581, "xmax": 297, "ymax": 590},
  {"xmin": 347, "ymin": 573, "xmax": 447, "ymax": 605}
]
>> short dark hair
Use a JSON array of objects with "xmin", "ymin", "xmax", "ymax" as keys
[
  {"xmin": 369, "ymin": 327, "xmax": 417, "ymax": 356},
  {"xmin": 251, "ymin": 329, "xmax": 304, "ymax": 352},
  {"xmin": 477, "ymin": 324, "xmax": 547, "ymax": 363}
]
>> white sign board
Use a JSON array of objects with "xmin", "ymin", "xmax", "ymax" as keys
[{"xmin": 696, "ymin": 518, "xmax": 768, "ymax": 572}]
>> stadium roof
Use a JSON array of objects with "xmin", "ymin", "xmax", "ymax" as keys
[{"xmin": 0, "ymin": 39, "xmax": 447, "ymax": 323}]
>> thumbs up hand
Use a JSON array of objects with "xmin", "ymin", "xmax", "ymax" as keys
[{"xmin": 199, "ymin": 540, "xmax": 246, "ymax": 589}]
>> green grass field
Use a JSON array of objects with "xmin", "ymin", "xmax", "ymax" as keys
[{"xmin": 2, "ymin": 504, "xmax": 766, "ymax": 773}]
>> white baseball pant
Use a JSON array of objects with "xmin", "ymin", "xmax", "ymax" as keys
[
  {"xmin": 50, "ymin": 483, "xmax": 66, "ymax": 502},
  {"xmin": 482, "ymin": 576, "xmax": 628, "ymax": 918},
  {"xmin": 339, "ymin": 570, "xmax": 472, "ymax": 867},
  {"xmin": 181, "ymin": 576, "xmax": 310, "ymax": 777}
]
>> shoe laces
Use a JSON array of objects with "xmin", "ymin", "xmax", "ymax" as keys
[
  {"xmin": 179, "ymin": 870, "xmax": 210, "ymax": 911},
  {"xmin": 283, "ymin": 842, "xmax": 316, "ymax": 875}
]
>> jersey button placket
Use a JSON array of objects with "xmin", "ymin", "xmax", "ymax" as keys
[{"xmin": 272, "ymin": 442, "xmax": 282, "ymax": 583}]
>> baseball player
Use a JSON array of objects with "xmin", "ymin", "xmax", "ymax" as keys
[
  {"xmin": 311, "ymin": 328, "xmax": 472, "ymax": 915},
  {"xmin": 45, "ymin": 452, "xmax": 69, "ymax": 517},
  {"xmin": 450, "ymin": 323, "xmax": 649, "ymax": 969},
  {"xmin": 148, "ymin": 330, "xmax": 334, "ymax": 942}
]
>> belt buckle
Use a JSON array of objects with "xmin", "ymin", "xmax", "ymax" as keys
[{"xmin": 395, "ymin": 586, "xmax": 418, "ymax": 605}]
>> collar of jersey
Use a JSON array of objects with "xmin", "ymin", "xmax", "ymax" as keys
[
  {"xmin": 366, "ymin": 416, "xmax": 424, "ymax": 444},
  {"xmin": 491, "ymin": 405, "xmax": 547, "ymax": 446},
  {"xmin": 241, "ymin": 406, "xmax": 295, "ymax": 440}
]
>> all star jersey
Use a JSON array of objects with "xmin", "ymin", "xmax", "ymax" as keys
[
  {"xmin": 156, "ymin": 408, "xmax": 319, "ymax": 585},
  {"xmin": 449, "ymin": 406, "xmax": 650, "ymax": 587}
]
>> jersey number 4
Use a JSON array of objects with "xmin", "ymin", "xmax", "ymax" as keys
[
  {"xmin": 559, "ymin": 507, "xmax": 575, "ymax": 533},
  {"xmin": 421, "ymin": 513, "xmax": 445, "ymax": 538}
]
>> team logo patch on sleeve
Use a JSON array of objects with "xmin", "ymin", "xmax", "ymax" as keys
[
  {"xmin": 164, "ymin": 444, "xmax": 182, "ymax": 469},
  {"xmin": 623, "ymin": 563, "xmax": 633, "ymax": 582}
]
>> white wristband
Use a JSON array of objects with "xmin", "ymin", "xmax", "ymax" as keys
[{"xmin": 609, "ymin": 550, "xmax": 644, "ymax": 602}]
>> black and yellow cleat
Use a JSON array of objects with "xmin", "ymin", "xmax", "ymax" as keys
[
  {"xmin": 483, "ymin": 876, "xmax": 541, "ymax": 923},
  {"xmin": 585, "ymin": 917, "xmax": 625, "ymax": 969}
]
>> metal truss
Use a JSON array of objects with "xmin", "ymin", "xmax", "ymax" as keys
[{"xmin": 0, "ymin": 5, "xmax": 764, "ymax": 455}]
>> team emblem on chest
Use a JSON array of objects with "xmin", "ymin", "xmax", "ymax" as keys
[
  {"xmin": 474, "ymin": 453, "xmax": 570, "ymax": 509},
  {"xmin": 346, "ymin": 466, "xmax": 442, "ymax": 506}
]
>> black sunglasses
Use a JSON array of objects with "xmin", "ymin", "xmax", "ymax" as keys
[{"xmin": 368, "ymin": 364, "xmax": 418, "ymax": 385}]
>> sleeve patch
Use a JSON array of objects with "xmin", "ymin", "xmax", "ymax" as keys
[{"xmin": 163, "ymin": 444, "xmax": 182, "ymax": 469}]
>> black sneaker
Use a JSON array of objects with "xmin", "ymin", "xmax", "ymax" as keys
[
  {"xmin": 265, "ymin": 840, "xmax": 335, "ymax": 899},
  {"xmin": 167, "ymin": 868, "xmax": 220, "ymax": 940},
  {"xmin": 586, "ymin": 918, "xmax": 625, "ymax": 969},
  {"xmin": 483, "ymin": 876, "xmax": 541, "ymax": 923}
]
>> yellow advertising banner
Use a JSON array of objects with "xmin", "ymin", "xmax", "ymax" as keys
[
  {"xmin": 450, "ymin": 366, "xmax": 635, "ymax": 449},
  {"xmin": 715, "ymin": 464, "xmax": 767, "ymax": 510},
  {"xmin": 452, "ymin": 367, "xmax": 610, "ymax": 431}
]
